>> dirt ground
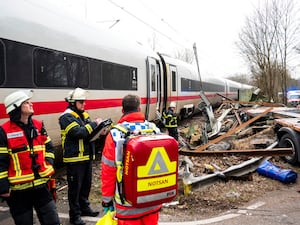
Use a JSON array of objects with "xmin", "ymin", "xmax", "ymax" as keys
[
  {"xmin": 54, "ymin": 156, "xmax": 299, "ymax": 222},
  {"xmin": 159, "ymin": 157, "xmax": 299, "ymax": 222},
  {"xmin": 54, "ymin": 114, "xmax": 300, "ymax": 222}
]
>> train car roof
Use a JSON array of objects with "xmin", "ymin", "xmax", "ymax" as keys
[
  {"xmin": 0, "ymin": 0, "xmax": 159, "ymax": 65},
  {"xmin": 159, "ymin": 54, "xmax": 201, "ymax": 80},
  {"xmin": 222, "ymin": 77, "xmax": 254, "ymax": 90},
  {"xmin": 222, "ymin": 78, "xmax": 242, "ymax": 88},
  {"xmin": 161, "ymin": 54, "xmax": 233, "ymax": 86}
]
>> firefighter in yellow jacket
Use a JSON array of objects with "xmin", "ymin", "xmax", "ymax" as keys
[
  {"xmin": 0, "ymin": 90, "xmax": 60, "ymax": 225},
  {"xmin": 162, "ymin": 101, "xmax": 178, "ymax": 140},
  {"xmin": 59, "ymin": 87, "xmax": 101, "ymax": 225}
]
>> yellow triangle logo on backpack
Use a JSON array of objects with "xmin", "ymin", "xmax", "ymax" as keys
[
  {"xmin": 137, "ymin": 147, "xmax": 177, "ymax": 191},
  {"xmin": 137, "ymin": 147, "xmax": 177, "ymax": 177}
]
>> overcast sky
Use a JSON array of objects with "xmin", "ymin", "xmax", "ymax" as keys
[{"xmin": 42, "ymin": 0, "xmax": 264, "ymax": 78}]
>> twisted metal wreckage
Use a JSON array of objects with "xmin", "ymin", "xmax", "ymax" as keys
[{"xmin": 177, "ymin": 92, "xmax": 296, "ymax": 194}]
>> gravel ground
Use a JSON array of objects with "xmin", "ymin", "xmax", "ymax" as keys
[{"xmin": 54, "ymin": 156, "xmax": 299, "ymax": 222}]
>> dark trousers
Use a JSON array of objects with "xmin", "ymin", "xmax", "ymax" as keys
[
  {"xmin": 168, "ymin": 127, "xmax": 178, "ymax": 141},
  {"xmin": 7, "ymin": 185, "xmax": 60, "ymax": 225},
  {"xmin": 67, "ymin": 161, "xmax": 92, "ymax": 219}
]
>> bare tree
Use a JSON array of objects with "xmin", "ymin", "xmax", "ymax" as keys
[
  {"xmin": 274, "ymin": 0, "xmax": 300, "ymax": 103},
  {"xmin": 173, "ymin": 48, "xmax": 194, "ymax": 64},
  {"xmin": 237, "ymin": 0, "xmax": 300, "ymax": 103}
]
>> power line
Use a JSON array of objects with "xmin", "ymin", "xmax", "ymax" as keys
[
  {"xmin": 137, "ymin": 0, "xmax": 191, "ymax": 44},
  {"xmin": 96, "ymin": 19, "xmax": 121, "ymax": 29},
  {"xmin": 106, "ymin": 0, "xmax": 187, "ymax": 48}
]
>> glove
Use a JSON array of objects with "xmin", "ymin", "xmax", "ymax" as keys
[{"xmin": 102, "ymin": 201, "xmax": 114, "ymax": 214}]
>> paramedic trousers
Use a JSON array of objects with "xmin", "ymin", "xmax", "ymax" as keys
[
  {"xmin": 117, "ymin": 212, "xmax": 159, "ymax": 225},
  {"xmin": 6, "ymin": 184, "xmax": 60, "ymax": 225},
  {"xmin": 67, "ymin": 160, "xmax": 93, "ymax": 220}
]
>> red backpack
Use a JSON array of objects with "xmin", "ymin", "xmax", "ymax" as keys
[{"xmin": 113, "ymin": 124, "xmax": 178, "ymax": 208}]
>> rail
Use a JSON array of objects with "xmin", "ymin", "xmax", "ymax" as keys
[{"xmin": 182, "ymin": 142, "xmax": 278, "ymax": 194}]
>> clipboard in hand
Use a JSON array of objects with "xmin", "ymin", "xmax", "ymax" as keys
[{"xmin": 89, "ymin": 118, "xmax": 113, "ymax": 142}]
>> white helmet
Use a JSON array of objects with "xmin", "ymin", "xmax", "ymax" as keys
[
  {"xmin": 65, "ymin": 87, "xmax": 87, "ymax": 103},
  {"xmin": 4, "ymin": 90, "xmax": 33, "ymax": 114},
  {"xmin": 169, "ymin": 101, "xmax": 176, "ymax": 108}
]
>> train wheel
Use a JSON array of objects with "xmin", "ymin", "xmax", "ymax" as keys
[{"xmin": 278, "ymin": 133, "xmax": 299, "ymax": 165}]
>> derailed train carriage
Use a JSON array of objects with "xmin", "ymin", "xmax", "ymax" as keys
[{"xmin": 0, "ymin": 0, "xmax": 254, "ymax": 157}]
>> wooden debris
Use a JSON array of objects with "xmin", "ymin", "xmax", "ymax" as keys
[{"xmin": 180, "ymin": 107, "xmax": 273, "ymax": 154}]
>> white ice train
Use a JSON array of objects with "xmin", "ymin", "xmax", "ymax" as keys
[{"xmin": 0, "ymin": 0, "xmax": 253, "ymax": 149}]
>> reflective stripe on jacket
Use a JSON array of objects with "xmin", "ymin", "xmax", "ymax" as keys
[
  {"xmin": 1, "ymin": 119, "xmax": 54, "ymax": 188},
  {"xmin": 162, "ymin": 108, "xmax": 177, "ymax": 128},
  {"xmin": 59, "ymin": 108, "xmax": 97, "ymax": 163}
]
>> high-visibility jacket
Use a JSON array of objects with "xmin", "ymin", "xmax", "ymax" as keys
[
  {"xmin": 59, "ymin": 108, "xmax": 97, "ymax": 163},
  {"xmin": 0, "ymin": 119, "xmax": 54, "ymax": 191},
  {"xmin": 162, "ymin": 108, "xmax": 177, "ymax": 128},
  {"xmin": 101, "ymin": 112, "xmax": 162, "ymax": 220}
]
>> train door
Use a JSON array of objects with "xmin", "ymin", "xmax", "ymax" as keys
[
  {"xmin": 169, "ymin": 65, "xmax": 178, "ymax": 109},
  {"xmin": 145, "ymin": 57, "xmax": 161, "ymax": 120}
]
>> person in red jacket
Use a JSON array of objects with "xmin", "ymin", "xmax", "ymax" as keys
[
  {"xmin": 101, "ymin": 94, "xmax": 161, "ymax": 225},
  {"xmin": 0, "ymin": 90, "xmax": 60, "ymax": 225}
]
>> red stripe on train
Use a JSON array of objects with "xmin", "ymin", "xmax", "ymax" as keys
[
  {"xmin": 0, "ymin": 98, "xmax": 124, "ymax": 119},
  {"xmin": 0, "ymin": 95, "xmax": 202, "ymax": 119}
]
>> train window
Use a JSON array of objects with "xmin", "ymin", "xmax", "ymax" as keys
[
  {"xmin": 102, "ymin": 62, "xmax": 137, "ymax": 90},
  {"xmin": 172, "ymin": 71, "xmax": 176, "ymax": 91},
  {"xmin": 131, "ymin": 69, "xmax": 137, "ymax": 89},
  {"xmin": 181, "ymin": 78, "xmax": 201, "ymax": 91},
  {"xmin": 34, "ymin": 49, "xmax": 89, "ymax": 88},
  {"xmin": 191, "ymin": 80, "xmax": 201, "ymax": 91},
  {"xmin": 230, "ymin": 87, "xmax": 239, "ymax": 92},
  {"xmin": 202, "ymin": 81, "xmax": 224, "ymax": 92},
  {"xmin": 0, "ymin": 41, "xmax": 4, "ymax": 85},
  {"xmin": 151, "ymin": 64, "xmax": 156, "ymax": 91},
  {"xmin": 2, "ymin": 40, "xmax": 34, "ymax": 87},
  {"xmin": 181, "ymin": 78, "xmax": 188, "ymax": 91},
  {"xmin": 89, "ymin": 59, "xmax": 102, "ymax": 89}
]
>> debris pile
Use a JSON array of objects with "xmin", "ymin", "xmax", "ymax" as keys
[
  {"xmin": 176, "ymin": 99, "xmax": 295, "ymax": 195},
  {"xmin": 158, "ymin": 99, "xmax": 299, "ymax": 222}
]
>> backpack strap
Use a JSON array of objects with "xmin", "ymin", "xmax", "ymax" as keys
[
  {"xmin": 112, "ymin": 124, "xmax": 131, "ymax": 205},
  {"xmin": 113, "ymin": 124, "xmax": 131, "ymax": 137},
  {"xmin": 112, "ymin": 124, "xmax": 131, "ymax": 182}
]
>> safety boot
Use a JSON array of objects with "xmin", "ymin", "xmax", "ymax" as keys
[{"xmin": 70, "ymin": 216, "xmax": 86, "ymax": 225}]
